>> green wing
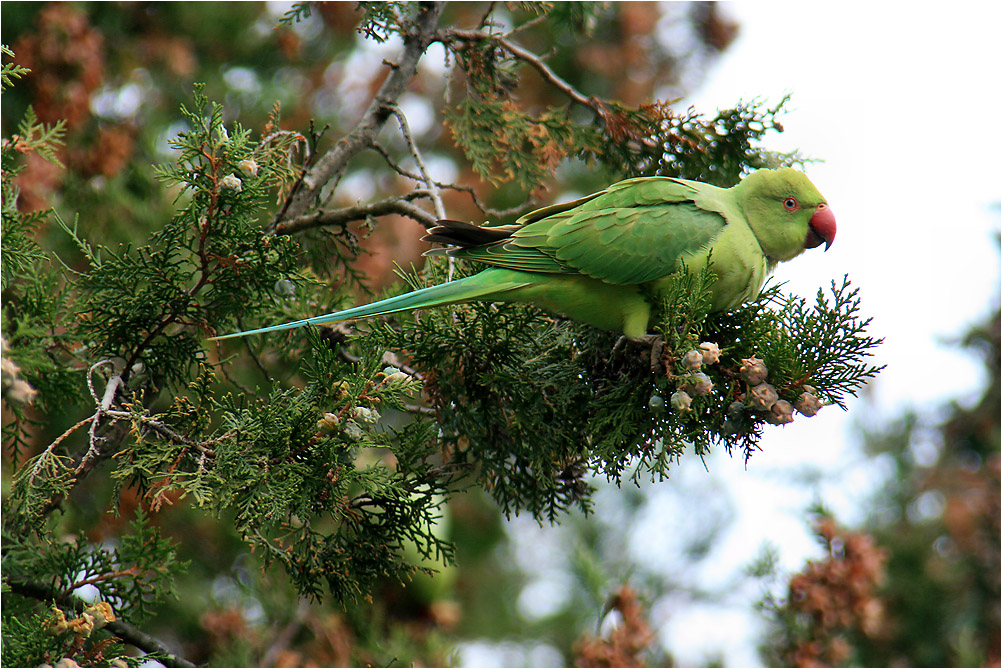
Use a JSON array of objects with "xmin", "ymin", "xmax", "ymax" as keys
[{"xmin": 452, "ymin": 177, "xmax": 730, "ymax": 285}]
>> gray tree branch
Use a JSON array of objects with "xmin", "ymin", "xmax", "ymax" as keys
[
  {"xmin": 271, "ymin": 2, "xmax": 446, "ymax": 232},
  {"xmin": 275, "ymin": 193, "xmax": 439, "ymax": 236}
]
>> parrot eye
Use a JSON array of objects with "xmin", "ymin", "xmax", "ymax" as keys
[{"xmin": 783, "ymin": 197, "xmax": 799, "ymax": 211}]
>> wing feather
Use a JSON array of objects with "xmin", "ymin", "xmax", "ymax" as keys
[{"xmin": 446, "ymin": 176, "xmax": 731, "ymax": 285}]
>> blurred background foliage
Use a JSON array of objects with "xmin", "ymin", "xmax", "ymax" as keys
[{"xmin": 1, "ymin": 2, "xmax": 997, "ymax": 667}]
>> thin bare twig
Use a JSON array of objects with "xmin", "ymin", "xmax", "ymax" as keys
[
  {"xmin": 447, "ymin": 182, "xmax": 539, "ymax": 219},
  {"xmin": 70, "ymin": 566, "xmax": 143, "ymax": 591},
  {"xmin": 275, "ymin": 194, "xmax": 439, "ymax": 235},
  {"xmin": 507, "ymin": 10, "xmax": 550, "ymax": 37},
  {"xmin": 476, "ymin": 1, "xmax": 497, "ymax": 29},
  {"xmin": 370, "ymin": 141, "xmax": 418, "ymax": 182},
  {"xmin": 370, "ymin": 143, "xmax": 537, "ymax": 220},
  {"xmin": 103, "ymin": 410, "xmax": 219, "ymax": 457},
  {"xmin": 403, "ymin": 403, "xmax": 437, "ymax": 416},
  {"xmin": 388, "ymin": 105, "xmax": 446, "ymax": 220},
  {"xmin": 218, "ymin": 360, "xmax": 258, "ymax": 396},
  {"xmin": 28, "ymin": 360, "xmax": 123, "ymax": 495},
  {"xmin": 440, "ymin": 28, "xmax": 595, "ymax": 108},
  {"xmin": 75, "ymin": 361, "xmax": 125, "ymax": 477},
  {"xmin": 387, "ymin": 104, "xmax": 453, "ymax": 277},
  {"xmin": 27, "ymin": 414, "xmax": 96, "ymax": 486},
  {"xmin": 229, "ymin": 314, "xmax": 273, "ymax": 382}
]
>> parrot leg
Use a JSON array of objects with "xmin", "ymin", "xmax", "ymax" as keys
[
  {"xmin": 636, "ymin": 334, "xmax": 666, "ymax": 374},
  {"xmin": 612, "ymin": 334, "xmax": 666, "ymax": 374}
]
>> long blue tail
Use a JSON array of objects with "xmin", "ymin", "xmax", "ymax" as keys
[{"xmin": 209, "ymin": 270, "xmax": 529, "ymax": 340}]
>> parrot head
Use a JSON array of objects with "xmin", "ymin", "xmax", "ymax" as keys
[{"xmin": 737, "ymin": 168, "xmax": 836, "ymax": 262}]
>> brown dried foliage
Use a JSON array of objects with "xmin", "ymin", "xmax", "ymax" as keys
[
  {"xmin": 13, "ymin": 3, "xmax": 105, "ymax": 127},
  {"xmin": 783, "ymin": 518, "xmax": 889, "ymax": 668},
  {"xmin": 70, "ymin": 125, "xmax": 137, "ymax": 178},
  {"xmin": 12, "ymin": 4, "xmax": 138, "ymax": 210},
  {"xmin": 574, "ymin": 585, "xmax": 656, "ymax": 668}
]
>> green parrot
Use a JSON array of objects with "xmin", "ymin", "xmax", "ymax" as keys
[{"xmin": 210, "ymin": 168, "xmax": 835, "ymax": 341}]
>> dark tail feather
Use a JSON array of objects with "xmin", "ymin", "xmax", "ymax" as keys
[{"xmin": 422, "ymin": 219, "xmax": 517, "ymax": 248}]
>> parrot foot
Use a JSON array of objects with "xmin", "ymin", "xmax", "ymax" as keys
[
  {"xmin": 614, "ymin": 334, "xmax": 666, "ymax": 374},
  {"xmin": 637, "ymin": 334, "xmax": 666, "ymax": 374}
]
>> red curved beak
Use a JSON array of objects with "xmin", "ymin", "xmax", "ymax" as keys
[{"xmin": 806, "ymin": 204, "xmax": 836, "ymax": 251}]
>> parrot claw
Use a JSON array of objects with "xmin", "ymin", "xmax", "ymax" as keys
[
  {"xmin": 614, "ymin": 334, "xmax": 666, "ymax": 374},
  {"xmin": 638, "ymin": 334, "xmax": 666, "ymax": 374}
]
